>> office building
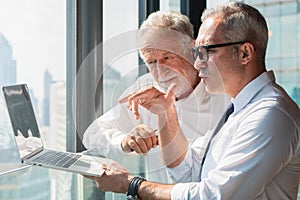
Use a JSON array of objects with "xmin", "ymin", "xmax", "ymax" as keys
[{"xmin": 0, "ymin": 33, "xmax": 16, "ymax": 86}]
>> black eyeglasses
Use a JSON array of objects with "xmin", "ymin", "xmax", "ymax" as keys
[{"xmin": 192, "ymin": 41, "xmax": 247, "ymax": 62}]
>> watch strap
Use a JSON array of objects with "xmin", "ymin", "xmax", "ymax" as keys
[{"xmin": 126, "ymin": 176, "xmax": 146, "ymax": 200}]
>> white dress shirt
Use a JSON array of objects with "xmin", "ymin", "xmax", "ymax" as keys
[
  {"xmin": 83, "ymin": 73, "xmax": 230, "ymax": 183},
  {"xmin": 169, "ymin": 71, "xmax": 300, "ymax": 199}
]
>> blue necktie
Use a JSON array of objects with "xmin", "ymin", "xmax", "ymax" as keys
[{"xmin": 201, "ymin": 103, "xmax": 234, "ymax": 165}]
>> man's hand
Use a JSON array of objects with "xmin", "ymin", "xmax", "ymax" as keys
[
  {"xmin": 119, "ymin": 84, "xmax": 186, "ymax": 168},
  {"xmin": 83, "ymin": 162, "xmax": 173, "ymax": 200},
  {"xmin": 119, "ymin": 84, "xmax": 177, "ymax": 120},
  {"xmin": 121, "ymin": 124, "xmax": 157, "ymax": 154},
  {"xmin": 83, "ymin": 162, "xmax": 133, "ymax": 193}
]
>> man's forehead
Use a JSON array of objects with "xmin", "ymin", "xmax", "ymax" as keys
[
  {"xmin": 141, "ymin": 48, "xmax": 178, "ymax": 57},
  {"xmin": 141, "ymin": 48, "xmax": 183, "ymax": 60},
  {"xmin": 196, "ymin": 17, "xmax": 224, "ymax": 45},
  {"xmin": 138, "ymin": 28, "xmax": 190, "ymax": 50},
  {"xmin": 139, "ymin": 27, "xmax": 187, "ymax": 40}
]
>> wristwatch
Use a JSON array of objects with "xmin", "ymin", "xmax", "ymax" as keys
[{"xmin": 126, "ymin": 176, "xmax": 146, "ymax": 200}]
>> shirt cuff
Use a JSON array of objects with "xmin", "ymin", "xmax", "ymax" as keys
[{"xmin": 167, "ymin": 146, "xmax": 192, "ymax": 182}]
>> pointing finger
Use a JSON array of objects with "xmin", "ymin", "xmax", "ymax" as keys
[
  {"xmin": 118, "ymin": 94, "xmax": 132, "ymax": 104},
  {"xmin": 166, "ymin": 83, "xmax": 177, "ymax": 99}
]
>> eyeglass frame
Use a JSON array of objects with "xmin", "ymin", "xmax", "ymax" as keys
[{"xmin": 192, "ymin": 41, "xmax": 248, "ymax": 62}]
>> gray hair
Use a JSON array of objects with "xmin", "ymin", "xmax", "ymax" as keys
[
  {"xmin": 202, "ymin": 2, "xmax": 268, "ymax": 64},
  {"xmin": 138, "ymin": 11, "xmax": 194, "ymax": 59},
  {"xmin": 140, "ymin": 11, "xmax": 194, "ymax": 38}
]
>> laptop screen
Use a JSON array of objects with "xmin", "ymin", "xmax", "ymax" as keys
[{"xmin": 2, "ymin": 84, "xmax": 43, "ymax": 159}]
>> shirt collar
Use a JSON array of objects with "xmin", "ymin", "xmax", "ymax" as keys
[{"xmin": 232, "ymin": 70, "xmax": 275, "ymax": 115}]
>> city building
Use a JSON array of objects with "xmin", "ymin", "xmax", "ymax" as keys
[{"xmin": 0, "ymin": 33, "xmax": 16, "ymax": 86}]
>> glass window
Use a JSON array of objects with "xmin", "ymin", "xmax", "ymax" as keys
[
  {"xmin": 281, "ymin": 1, "xmax": 297, "ymax": 15},
  {"xmin": 103, "ymin": 0, "xmax": 139, "ymax": 112},
  {"xmin": 0, "ymin": 0, "xmax": 68, "ymax": 199},
  {"xmin": 281, "ymin": 15, "xmax": 297, "ymax": 57},
  {"xmin": 264, "ymin": 3, "xmax": 280, "ymax": 17},
  {"xmin": 160, "ymin": 0, "xmax": 180, "ymax": 12},
  {"xmin": 244, "ymin": 0, "xmax": 300, "ymax": 106},
  {"xmin": 244, "ymin": 0, "xmax": 300, "ymax": 196},
  {"xmin": 266, "ymin": 16, "xmax": 281, "ymax": 58},
  {"xmin": 102, "ymin": 1, "xmax": 139, "ymax": 199},
  {"xmin": 246, "ymin": 0, "xmax": 265, "ymax": 4}
]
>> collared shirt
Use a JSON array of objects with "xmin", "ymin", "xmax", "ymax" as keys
[
  {"xmin": 169, "ymin": 71, "xmax": 300, "ymax": 199},
  {"xmin": 83, "ymin": 73, "xmax": 230, "ymax": 183}
]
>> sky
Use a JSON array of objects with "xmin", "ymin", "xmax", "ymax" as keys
[
  {"xmin": 0, "ymin": 0, "xmax": 139, "ymax": 100},
  {"xmin": 0, "ymin": 0, "xmax": 66, "ymax": 99}
]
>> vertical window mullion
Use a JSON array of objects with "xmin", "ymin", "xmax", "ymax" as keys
[
  {"xmin": 181, "ymin": 0, "xmax": 206, "ymax": 38},
  {"xmin": 75, "ymin": 0, "xmax": 103, "ymax": 153},
  {"xmin": 138, "ymin": 0, "xmax": 160, "ymax": 77}
]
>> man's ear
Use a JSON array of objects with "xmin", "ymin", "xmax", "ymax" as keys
[
  {"xmin": 239, "ymin": 42, "xmax": 255, "ymax": 65},
  {"xmin": 187, "ymin": 39, "xmax": 196, "ymax": 63},
  {"xmin": 190, "ymin": 39, "xmax": 195, "ymax": 48}
]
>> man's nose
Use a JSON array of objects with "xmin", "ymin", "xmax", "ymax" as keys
[
  {"xmin": 194, "ymin": 58, "xmax": 205, "ymax": 72},
  {"xmin": 156, "ymin": 62, "xmax": 169, "ymax": 75}
]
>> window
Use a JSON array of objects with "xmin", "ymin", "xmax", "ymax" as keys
[
  {"xmin": 243, "ymin": 0, "xmax": 300, "ymax": 105},
  {"xmin": 242, "ymin": 0, "xmax": 300, "ymax": 197},
  {"xmin": 2, "ymin": 1, "xmax": 297, "ymax": 199},
  {"xmin": 0, "ymin": 0, "xmax": 68, "ymax": 199},
  {"xmin": 160, "ymin": 0, "xmax": 180, "ymax": 11},
  {"xmin": 102, "ymin": 1, "xmax": 139, "ymax": 199},
  {"xmin": 103, "ymin": 0, "xmax": 139, "ymax": 112}
]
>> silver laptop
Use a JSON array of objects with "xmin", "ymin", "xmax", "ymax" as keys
[{"xmin": 2, "ymin": 83, "xmax": 112, "ymax": 177}]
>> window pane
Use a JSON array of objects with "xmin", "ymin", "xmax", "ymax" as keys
[
  {"xmin": 266, "ymin": 16, "xmax": 281, "ymax": 57},
  {"xmin": 100, "ymin": 0, "xmax": 140, "ymax": 199},
  {"xmin": 160, "ymin": 0, "xmax": 180, "ymax": 12},
  {"xmin": 243, "ymin": 0, "xmax": 300, "ymax": 106},
  {"xmin": 103, "ymin": 0, "xmax": 139, "ymax": 112},
  {"xmin": 242, "ymin": 0, "xmax": 300, "ymax": 196},
  {"xmin": 0, "ymin": 0, "xmax": 68, "ymax": 199}
]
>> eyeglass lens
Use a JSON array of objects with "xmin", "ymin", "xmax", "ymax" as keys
[{"xmin": 192, "ymin": 46, "xmax": 208, "ymax": 62}]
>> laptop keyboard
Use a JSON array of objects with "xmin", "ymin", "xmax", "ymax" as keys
[{"xmin": 31, "ymin": 150, "xmax": 82, "ymax": 168}]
